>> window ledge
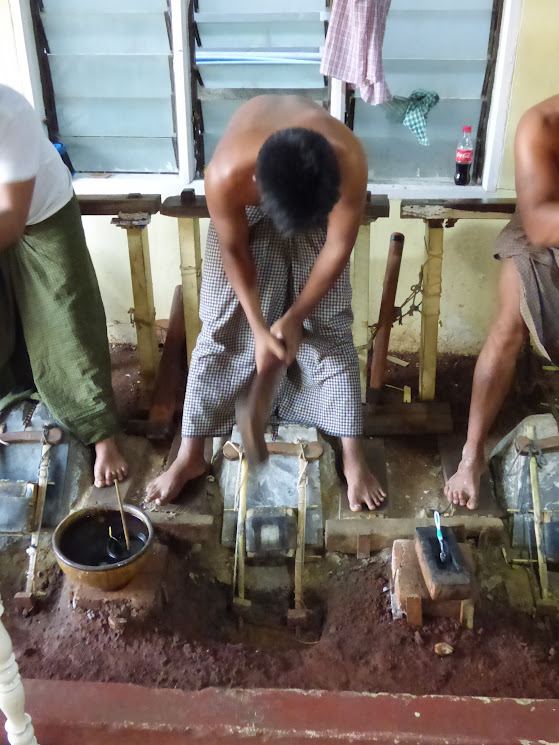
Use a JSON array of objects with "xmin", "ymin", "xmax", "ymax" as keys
[{"xmin": 72, "ymin": 174, "xmax": 514, "ymax": 203}]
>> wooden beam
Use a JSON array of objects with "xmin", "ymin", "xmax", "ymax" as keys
[
  {"xmin": 419, "ymin": 221, "xmax": 444, "ymax": 401},
  {"xmin": 178, "ymin": 217, "xmax": 202, "ymax": 364},
  {"xmin": 400, "ymin": 198, "xmax": 516, "ymax": 221},
  {"xmin": 126, "ymin": 227, "xmax": 159, "ymax": 391},
  {"xmin": 325, "ymin": 516, "xmax": 504, "ymax": 554},
  {"xmin": 78, "ymin": 194, "xmax": 161, "ymax": 216},
  {"xmin": 351, "ymin": 225, "xmax": 371, "ymax": 403}
]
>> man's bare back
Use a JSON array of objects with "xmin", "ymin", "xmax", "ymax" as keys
[
  {"xmin": 515, "ymin": 93, "xmax": 559, "ymax": 246},
  {"xmin": 206, "ymin": 95, "xmax": 366, "ymax": 212}
]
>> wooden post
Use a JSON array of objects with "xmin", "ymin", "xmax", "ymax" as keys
[
  {"xmin": 351, "ymin": 225, "xmax": 371, "ymax": 403},
  {"xmin": 526, "ymin": 425, "xmax": 549, "ymax": 601},
  {"xmin": 126, "ymin": 226, "xmax": 159, "ymax": 391},
  {"xmin": 419, "ymin": 220, "xmax": 444, "ymax": 401},
  {"xmin": 178, "ymin": 217, "xmax": 202, "ymax": 365},
  {"xmin": 0, "ymin": 597, "xmax": 38, "ymax": 745},
  {"xmin": 369, "ymin": 232, "xmax": 405, "ymax": 393}
]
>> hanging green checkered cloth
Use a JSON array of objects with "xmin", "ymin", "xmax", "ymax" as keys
[
  {"xmin": 402, "ymin": 90, "xmax": 440, "ymax": 146},
  {"xmin": 0, "ymin": 195, "xmax": 118, "ymax": 445}
]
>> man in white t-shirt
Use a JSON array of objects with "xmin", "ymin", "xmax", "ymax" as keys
[{"xmin": 0, "ymin": 84, "xmax": 127, "ymax": 487}]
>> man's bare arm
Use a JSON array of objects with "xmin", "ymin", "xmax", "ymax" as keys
[
  {"xmin": 515, "ymin": 110, "xmax": 559, "ymax": 246},
  {"xmin": 0, "ymin": 179, "xmax": 35, "ymax": 252}
]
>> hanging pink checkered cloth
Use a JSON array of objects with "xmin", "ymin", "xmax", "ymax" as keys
[{"xmin": 321, "ymin": 0, "xmax": 392, "ymax": 105}]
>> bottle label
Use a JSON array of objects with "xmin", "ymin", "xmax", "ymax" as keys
[{"xmin": 456, "ymin": 148, "xmax": 473, "ymax": 163}]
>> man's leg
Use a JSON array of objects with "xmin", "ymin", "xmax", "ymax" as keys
[
  {"xmin": 444, "ymin": 258, "xmax": 528, "ymax": 509},
  {"xmin": 145, "ymin": 437, "xmax": 206, "ymax": 506},
  {"xmin": 7, "ymin": 197, "xmax": 127, "ymax": 487},
  {"xmin": 146, "ymin": 209, "xmax": 288, "ymax": 506}
]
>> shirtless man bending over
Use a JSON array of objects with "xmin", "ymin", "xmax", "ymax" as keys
[
  {"xmin": 146, "ymin": 95, "xmax": 386, "ymax": 512},
  {"xmin": 445, "ymin": 94, "xmax": 559, "ymax": 509}
]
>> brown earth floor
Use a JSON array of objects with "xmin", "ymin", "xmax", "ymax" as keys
[{"xmin": 1, "ymin": 345, "xmax": 558, "ymax": 699}]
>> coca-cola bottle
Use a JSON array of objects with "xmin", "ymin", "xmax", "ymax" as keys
[{"xmin": 454, "ymin": 126, "xmax": 473, "ymax": 186}]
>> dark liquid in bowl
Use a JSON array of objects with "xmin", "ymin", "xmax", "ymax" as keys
[{"xmin": 58, "ymin": 510, "xmax": 148, "ymax": 567}]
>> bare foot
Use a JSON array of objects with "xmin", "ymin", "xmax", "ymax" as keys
[
  {"xmin": 342, "ymin": 437, "xmax": 387, "ymax": 512},
  {"xmin": 94, "ymin": 436, "xmax": 128, "ymax": 488},
  {"xmin": 444, "ymin": 454, "xmax": 485, "ymax": 510},
  {"xmin": 145, "ymin": 437, "xmax": 206, "ymax": 507}
]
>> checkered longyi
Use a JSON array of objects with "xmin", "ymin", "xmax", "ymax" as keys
[{"xmin": 181, "ymin": 208, "xmax": 362, "ymax": 439}]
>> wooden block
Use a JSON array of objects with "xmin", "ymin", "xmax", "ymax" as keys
[
  {"xmin": 356, "ymin": 534, "xmax": 370, "ymax": 560},
  {"xmin": 78, "ymin": 194, "xmax": 161, "ymax": 216},
  {"xmin": 406, "ymin": 595, "xmax": 423, "ymax": 627},
  {"xmin": 393, "ymin": 539, "xmax": 475, "ymax": 624},
  {"xmin": 415, "ymin": 527, "xmax": 472, "ymax": 601},
  {"xmin": 460, "ymin": 599, "xmax": 475, "ymax": 629},
  {"xmin": 149, "ymin": 285, "xmax": 187, "ymax": 429},
  {"xmin": 400, "ymin": 198, "xmax": 516, "ymax": 222},
  {"xmin": 363, "ymin": 401, "xmax": 452, "ymax": 436},
  {"xmin": 326, "ymin": 516, "xmax": 503, "ymax": 555},
  {"xmin": 287, "ymin": 608, "xmax": 313, "ymax": 628}
]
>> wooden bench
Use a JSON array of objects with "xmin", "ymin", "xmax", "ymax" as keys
[
  {"xmin": 78, "ymin": 194, "xmax": 162, "ymax": 393},
  {"xmin": 400, "ymin": 198, "xmax": 516, "ymax": 401},
  {"xmin": 161, "ymin": 190, "xmax": 390, "ymax": 399}
]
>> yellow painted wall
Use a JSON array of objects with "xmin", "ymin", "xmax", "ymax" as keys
[
  {"xmin": 1, "ymin": 0, "xmax": 558, "ymax": 353},
  {"xmin": 500, "ymin": 0, "xmax": 559, "ymax": 190}
]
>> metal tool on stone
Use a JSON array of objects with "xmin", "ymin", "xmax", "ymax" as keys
[
  {"xmin": 236, "ymin": 359, "xmax": 286, "ymax": 466},
  {"xmin": 434, "ymin": 510, "xmax": 447, "ymax": 564},
  {"xmin": 15, "ymin": 426, "xmax": 62, "ymax": 611}
]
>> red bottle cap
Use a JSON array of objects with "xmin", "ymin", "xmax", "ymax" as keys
[{"xmin": 463, "ymin": 126, "xmax": 472, "ymax": 133}]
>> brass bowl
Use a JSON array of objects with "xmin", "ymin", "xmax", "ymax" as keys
[{"xmin": 53, "ymin": 505, "xmax": 154, "ymax": 591}]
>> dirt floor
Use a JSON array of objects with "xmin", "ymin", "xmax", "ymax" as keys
[{"xmin": 2, "ymin": 345, "xmax": 558, "ymax": 699}]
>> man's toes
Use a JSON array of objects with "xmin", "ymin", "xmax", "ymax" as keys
[
  {"xmin": 349, "ymin": 500, "xmax": 362, "ymax": 512},
  {"xmin": 466, "ymin": 496, "xmax": 478, "ymax": 511}
]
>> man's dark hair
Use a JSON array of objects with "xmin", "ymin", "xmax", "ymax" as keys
[{"xmin": 255, "ymin": 127, "xmax": 341, "ymax": 237}]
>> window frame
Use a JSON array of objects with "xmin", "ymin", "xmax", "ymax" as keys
[{"xmin": 10, "ymin": 0, "xmax": 522, "ymax": 198}]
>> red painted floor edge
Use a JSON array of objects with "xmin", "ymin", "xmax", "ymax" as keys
[{"xmin": 2, "ymin": 680, "xmax": 558, "ymax": 745}]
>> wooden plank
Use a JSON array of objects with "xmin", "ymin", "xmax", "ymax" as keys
[
  {"xmin": 400, "ymin": 198, "xmax": 516, "ymax": 221},
  {"xmin": 325, "ymin": 515, "xmax": 504, "ymax": 554},
  {"xmin": 351, "ymin": 225, "xmax": 371, "ymax": 402},
  {"xmin": 148, "ymin": 285, "xmax": 187, "ymax": 430},
  {"xmin": 406, "ymin": 595, "xmax": 423, "ymax": 627},
  {"xmin": 419, "ymin": 222, "xmax": 444, "ymax": 401},
  {"xmin": 178, "ymin": 217, "xmax": 202, "ymax": 365},
  {"xmin": 78, "ymin": 194, "xmax": 161, "ymax": 216},
  {"xmin": 363, "ymin": 401, "xmax": 453, "ymax": 436},
  {"xmin": 126, "ymin": 227, "xmax": 159, "ymax": 391},
  {"xmin": 162, "ymin": 192, "xmax": 390, "ymax": 222}
]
